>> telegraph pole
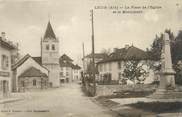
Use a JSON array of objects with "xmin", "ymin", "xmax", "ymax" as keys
[
  {"xmin": 91, "ymin": 9, "xmax": 96, "ymax": 96},
  {"xmin": 82, "ymin": 43, "xmax": 85, "ymax": 73}
]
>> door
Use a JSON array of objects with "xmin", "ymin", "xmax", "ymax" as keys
[{"xmin": 2, "ymin": 80, "xmax": 8, "ymax": 97}]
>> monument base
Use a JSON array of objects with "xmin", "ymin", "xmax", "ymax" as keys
[{"xmin": 148, "ymin": 88, "xmax": 182, "ymax": 99}]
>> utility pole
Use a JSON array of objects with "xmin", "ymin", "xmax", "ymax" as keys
[
  {"xmin": 82, "ymin": 43, "xmax": 85, "ymax": 73},
  {"xmin": 91, "ymin": 9, "xmax": 96, "ymax": 96}
]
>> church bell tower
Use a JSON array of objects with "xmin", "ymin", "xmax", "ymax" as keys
[{"xmin": 41, "ymin": 21, "xmax": 60, "ymax": 87}]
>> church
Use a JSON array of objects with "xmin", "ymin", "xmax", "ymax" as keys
[
  {"xmin": 12, "ymin": 21, "xmax": 81, "ymax": 91},
  {"xmin": 12, "ymin": 21, "xmax": 60, "ymax": 91}
]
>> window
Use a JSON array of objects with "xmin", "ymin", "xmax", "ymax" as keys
[
  {"xmin": 118, "ymin": 62, "xmax": 121, "ymax": 69},
  {"xmin": 46, "ymin": 44, "xmax": 49, "ymax": 50},
  {"xmin": 118, "ymin": 73, "xmax": 122, "ymax": 80},
  {"xmin": 60, "ymin": 72, "xmax": 63, "ymax": 77},
  {"xmin": 21, "ymin": 81, "xmax": 25, "ymax": 87},
  {"xmin": 66, "ymin": 72, "xmax": 69, "ymax": 76},
  {"xmin": 109, "ymin": 63, "xmax": 112, "ymax": 71},
  {"xmin": 66, "ymin": 67, "xmax": 69, "ymax": 71},
  {"xmin": 2, "ymin": 55, "xmax": 9, "ymax": 70},
  {"xmin": 104, "ymin": 64, "xmax": 107, "ymax": 71},
  {"xmin": 100, "ymin": 65, "xmax": 103, "ymax": 72},
  {"xmin": 52, "ymin": 44, "xmax": 55, "ymax": 50},
  {"xmin": 33, "ymin": 80, "xmax": 36, "ymax": 86}
]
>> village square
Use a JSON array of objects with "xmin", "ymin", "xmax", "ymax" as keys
[{"xmin": 0, "ymin": 0, "xmax": 182, "ymax": 117}]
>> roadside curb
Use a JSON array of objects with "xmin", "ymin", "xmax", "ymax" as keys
[{"xmin": 0, "ymin": 98, "xmax": 23, "ymax": 104}]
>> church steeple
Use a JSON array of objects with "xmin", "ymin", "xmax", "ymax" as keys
[{"xmin": 44, "ymin": 21, "xmax": 56, "ymax": 39}]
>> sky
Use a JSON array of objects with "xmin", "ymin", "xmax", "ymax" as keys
[{"xmin": 0, "ymin": 0, "xmax": 182, "ymax": 65}]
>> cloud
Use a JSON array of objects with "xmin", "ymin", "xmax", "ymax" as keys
[{"xmin": 144, "ymin": 10, "xmax": 159, "ymax": 22}]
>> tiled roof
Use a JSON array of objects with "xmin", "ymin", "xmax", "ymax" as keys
[
  {"xmin": 0, "ymin": 37, "xmax": 17, "ymax": 50},
  {"xmin": 43, "ymin": 21, "xmax": 56, "ymax": 39},
  {"xmin": 32, "ymin": 57, "xmax": 42, "ymax": 65},
  {"xmin": 19, "ymin": 67, "xmax": 48, "ymax": 78},
  {"xmin": 85, "ymin": 53, "xmax": 108, "ymax": 59},
  {"xmin": 72, "ymin": 64, "xmax": 81, "ymax": 70},
  {"xmin": 59, "ymin": 60, "xmax": 75, "ymax": 68},
  {"xmin": 59, "ymin": 54, "xmax": 81, "ymax": 69},
  {"xmin": 12, "ymin": 54, "xmax": 31, "ymax": 70},
  {"xmin": 97, "ymin": 46, "xmax": 149, "ymax": 64},
  {"xmin": 124, "ymin": 46, "xmax": 148, "ymax": 60},
  {"xmin": 59, "ymin": 54, "xmax": 73, "ymax": 62}
]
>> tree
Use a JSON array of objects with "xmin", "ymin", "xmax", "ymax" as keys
[
  {"xmin": 122, "ymin": 59, "xmax": 149, "ymax": 84},
  {"xmin": 172, "ymin": 30, "xmax": 182, "ymax": 64}
]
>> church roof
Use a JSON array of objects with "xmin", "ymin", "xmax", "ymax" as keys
[
  {"xmin": 19, "ymin": 67, "xmax": 48, "ymax": 78},
  {"xmin": 32, "ymin": 57, "xmax": 42, "ymax": 65},
  {"xmin": 43, "ymin": 21, "xmax": 56, "ymax": 39},
  {"xmin": 12, "ymin": 54, "xmax": 31, "ymax": 70}
]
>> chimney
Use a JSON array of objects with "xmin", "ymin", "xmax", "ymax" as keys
[
  {"xmin": 1, "ymin": 32, "xmax": 6, "ymax": 40},
  {"xmin": 125, "ymin": 44, "xmax": 130, "ymax": 49}
]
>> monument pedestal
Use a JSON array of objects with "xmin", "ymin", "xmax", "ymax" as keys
[{"xmin": 147, "ymin": 71, "xmax": 182, "ymax": 99}]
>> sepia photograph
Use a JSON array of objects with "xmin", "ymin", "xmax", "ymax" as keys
[{"xmin": 0, "ymin": 0, "xmax": 182, "ymax": 116}]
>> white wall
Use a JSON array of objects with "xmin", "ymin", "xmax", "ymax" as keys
[
  {"xmin": 73, "ymin": 69, "xmax": 81, "ymax": 81},
  {"xmin": 60, "ymin": 67, "xmax": 73, "ymax": 82},
  {"xmin": 0, "ymin": 46, "xmax": 13, "ymax": 92},
  {"xmin": 98, "ymin": 60, "xmax": 156, "ymax": 84}
]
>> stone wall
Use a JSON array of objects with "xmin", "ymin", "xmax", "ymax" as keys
[
  {"xmin": 96, "ymin": 84, "xmax": 157, "ymax": 96},
  {"xmin": 18, "ymin": 77, "xmax": 48, "ymax": 92}
]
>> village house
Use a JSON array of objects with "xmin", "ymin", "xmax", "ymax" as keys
[
  {"xmin": 59, "ymin": 54, "xmax": 81, "ymax": 83},
  {"xmin": 97, "ymin": 45, "xmax": 156, "ymax": 85},
  {"xmin": 59, "ymin": 54, "xmax": 74, "ymax": 83},
  {"xmin": 83, "ymin": 53, "xmax": 107, "ymax": 73},
  {"xmin": 12, "ymin": 54, "xmax": 49, "ymax": 92},
  {"xmin": 72, "ymin": 64, "xmax": 81, "ymax": 81},
  {"xmin": 0, "ymin": 32, "xmax": 18, "ymax": 98}
]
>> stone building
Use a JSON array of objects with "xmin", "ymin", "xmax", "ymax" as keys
[
  {"xmin": 18, "ymin": 67, "xmax": 48, "ymax": 91},
  {"xmin": 59, "ymin": 54, "xmax": 81, "ymax": 83},
  {"xmin": 0, "ymin": 32, "xmax": 18, "ymax": 98},
  {"xmin": 12, "ymin": 54, "xmax": 49, "ymax": 92},
  {"xmin": 72, "ymin": 64, "xmax": 81, "ymax": 81},
  {"xmin": 83, "ymin": 53, "xmax": 107, "ymax": 73},
  {"xmin": 97, "ymin": 45, "xmax": 157, "ymax": 84}
]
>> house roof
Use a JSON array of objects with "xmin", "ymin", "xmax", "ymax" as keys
[
  {"xmin": 85, "ymin": 53, "xmax": 108, "ymax": 59},
  {"xmin": 32, "ymin": 57, "xmax": 42, "ymax": 65},
  {"xmin": 12, "ymin": 54, "xmax": 31, "ymax": 70},
  {"xmin": 43, "ymin": 21, "xmax": 56, "ymax": 39},
  {"xmin": 59, "ymin": 54, "xmax": 73, "ymax": 62},
  {"xmin": 0, "ymin": 37, "xmax": 17, "ymax": 50},
  {"xmin": 124, "ymin": 46, "xmax": 148, "ymax": 60},
  {"xmin": 59, "ymin": 60, "xmax": 75, "ymax": 68},
  {"xmin": 19, "ymin": 67, "xmax": 48, "ymax": 78},
  {"xmin": 72, "ymin": 64, "xmax": 81, "ymax": 70},
  {"xmin": 97, "ymin": 46, "xmax": 149, "ymax": 64}
]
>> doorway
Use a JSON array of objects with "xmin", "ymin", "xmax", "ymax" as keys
[{"xmin": 2, "ymin": 80, "xmax": 9, "ymax": 97}]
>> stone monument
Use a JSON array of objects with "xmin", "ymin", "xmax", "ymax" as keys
[{"xmin": 149, "ymin": 32, "xmax": 182, "ymax": 99}]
